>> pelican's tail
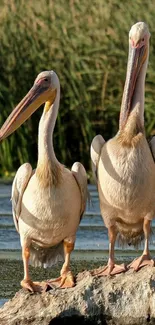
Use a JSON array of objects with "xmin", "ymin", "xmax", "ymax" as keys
[
  {"xmin": 29, "ymin": 242, "xmax": 64, "ymax": 268},
  {"xmin": 116, "ymin": 222, "xmax": 144, "ymax": 249},
  {"xmin": 117, "ymin": 231, "xmax": 144, "ymax": 249}
]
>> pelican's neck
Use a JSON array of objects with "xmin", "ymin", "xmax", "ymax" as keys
[
  {"xmin": 119, "ymin": 46, "xmax": 149, "ymax": 136},
  {"xmin": 36, "ymin": 86, "xmax": 62, "ymax": 186}
]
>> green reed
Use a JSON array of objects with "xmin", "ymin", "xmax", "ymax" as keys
[{"xmin": 0, "ymin": 0, "xmax": 155, "ymax": 177}]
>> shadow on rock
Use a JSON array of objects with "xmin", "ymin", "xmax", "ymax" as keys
[{"xmin": 49, "ymin": 307, "xmax": 107, "ymax": 325}]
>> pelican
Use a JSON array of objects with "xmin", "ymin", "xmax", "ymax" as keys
[
  {"xmin": 91, "ymin": 22, "xmax": 155, "ymax": 275},
  {"xmin": 0, "ymin": 70, "xmax": 87, "ymax": 291}
]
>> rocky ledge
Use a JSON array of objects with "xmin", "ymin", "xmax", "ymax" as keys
[{"xmin": 0, "ymin": 266, "xmax": 155, "ymax": 325}]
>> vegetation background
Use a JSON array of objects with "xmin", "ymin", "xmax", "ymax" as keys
[{"xmin": 0, "ymin": 0, "xmax": 155, "ymax": 179}]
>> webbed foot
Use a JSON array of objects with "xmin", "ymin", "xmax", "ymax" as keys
[
  {"xmin": 46, "ymin": 271, "xmax": 75, "ymax": 289},
  {"xmin": 128, "ymin": 254, "xmax": 154, "ymax": 271},
  {"xmin": 21, "ymin": 279, "xmax": 46, "ymax": 293},
  {"xmin": 92, "ymin": 263, "xmax": 126, "ymax": 276}
]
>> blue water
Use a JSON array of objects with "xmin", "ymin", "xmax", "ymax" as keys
[{"xmin": 0, "ymin": 299, "xmax": 7, "ymax": 307}]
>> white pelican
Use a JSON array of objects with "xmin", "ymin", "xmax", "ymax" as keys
[
  {"xmin": 0, "ymin": 70, "xmax": 87, "ymax": 291},
  {"xmin": 91, "ymin": 22, "xmax": 155, "ymax": 275}
]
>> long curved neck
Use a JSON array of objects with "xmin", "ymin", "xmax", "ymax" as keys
[
  {"xmin": 36, "ymin": 86, "xmax": 62, "ymax": 186},
  {"xmin": 119, "ymin": 46, "xmax": 149, "ymax": 137}
]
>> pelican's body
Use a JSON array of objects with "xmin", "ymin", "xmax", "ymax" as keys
[
  {"xmin": 91, "ymin": 22, "xmax": 155, "ymax": 275},
  {"xmin": 0, "ymin": 70, "xmax": 87, "ymax": 290},
  {"xmin": 17, "ymin": 166, "xmax": 81, "ymax": 250},
  {"xmin": 98, "ymin": 134, "xmax": 155, "ymax": 233}
]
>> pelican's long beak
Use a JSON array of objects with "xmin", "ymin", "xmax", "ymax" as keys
[
  {"xmin": 120, "ymin": 43, "xmax": 147, "ymax": 128},
  {"xmin": 0, "ymin": 82, "xmax": 48, "ymax": 141}
]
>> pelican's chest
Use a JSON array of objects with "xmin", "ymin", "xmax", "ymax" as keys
[
  {"xmin": 21, "ymin": 176, "xmax": 66, "ymax": 228},
  {"xmin": 98, "ymin": 137, "xmax": 155, "ymax": 208},
  {"xmin": 20, "ymin": 170, "xmax": 81, "ymax": 235}
]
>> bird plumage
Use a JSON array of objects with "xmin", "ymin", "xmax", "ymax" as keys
[
  {"xmin": 91, "ymin": 22, "xmax": 155, "ymax": 275},
  {"xmin": 0, "ymin": 70, "xmax": 87, "ymax": 290}
]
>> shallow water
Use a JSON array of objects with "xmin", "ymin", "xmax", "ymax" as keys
[
  {"xmin": 0, "ymin": 183, "xmax": 155, "ymax": 306},
  {"xmin": 0, "ymin": 299, "xmax": 7, "ymax": 307}
]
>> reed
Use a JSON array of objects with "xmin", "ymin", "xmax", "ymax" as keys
[{"xmin": 0, "ymin": 0, "xmax": 155, "ymax": 177}]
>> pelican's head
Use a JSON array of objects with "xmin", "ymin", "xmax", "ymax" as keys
[
  {"xmin": 120, "ymin": 22, "xmax": 150, "ymax": 128},
  {"xmin": 128, "ymin": 22, "xmax": 150, "ymax": 95},
  {"xmin": 129, "ymin": 22, "xmax": 150, "ymax": 49},
  {"xmin": 35, "ymin": 70, "xmax": 60, "ymax": 93},
  {"xmin": 0, "ymin": 70, "xmax": 59, "ymax": 140}
]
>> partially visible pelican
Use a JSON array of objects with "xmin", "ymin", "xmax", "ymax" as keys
[
  {"xmin": 91, "ymin": 22, "xmax": 155, "ymax": 275},
  {"xmin": 0, "ymin": 71, "xmax": 87, "ymax": 291}
]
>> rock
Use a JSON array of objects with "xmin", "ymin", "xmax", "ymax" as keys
[{"xmin": 1, "ymin": 266, "xmax": 155, "ymax": 325}]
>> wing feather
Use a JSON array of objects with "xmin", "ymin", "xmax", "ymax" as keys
[
  {"xmin": 71, "ymin": 162, "xmax": 87, "ymax": 219},
  {"xmin": 11, "ymin": 163, "xmax": 32, "ymax": 232},
  {"xmin": 149, "ymin": 136, "xmax": 155, "ymax": 162},
  {"xmin": 90, "ymin": 134, "xmax": 105, "ymax": 183}
]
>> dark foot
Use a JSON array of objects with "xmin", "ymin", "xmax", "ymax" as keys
[
  {"xmin": 128, "ymin": 254, "xmax": 154, "ymax": 271},
  {"xmin": 92, "ymin": 263, "xmax": 126, "ymax": 276},
  {"xmin": 46, "ymin": 271, "xmax": 75, "ymax": 289}
]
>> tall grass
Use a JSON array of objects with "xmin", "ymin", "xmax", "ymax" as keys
[{"xmin": 0, "ymin": 0, "xmax": 155, "ymax": 176}]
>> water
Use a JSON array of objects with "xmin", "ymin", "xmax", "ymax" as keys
[
  {"xmin": 1, "ymin": 183, "xmax": 155, "ymax": 307},
  {"xmin": 0, "ymin": 299, "xmax": 7, "ymax": 307}
]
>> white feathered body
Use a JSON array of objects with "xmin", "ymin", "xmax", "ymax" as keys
[
  {"xmin": 12, "ymin": 158, "xmax": 87, "ymax": 267},
  {"xmin": 18, "ymin": 169, "xmax": 81, "ymax": 248},
  {"xmin": 98, "ymin": 133, "xmax": 155, "ymax": 240}
]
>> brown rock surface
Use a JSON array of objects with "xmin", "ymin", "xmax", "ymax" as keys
[{"xmin": 1, "ymin": 266, "xmax": 155, "ymax": 325}]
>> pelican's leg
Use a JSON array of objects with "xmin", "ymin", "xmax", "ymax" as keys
[
  {"xmin": 93, "ymin": 225, "xmax": 126, "ymax": 276},
  {"xmin": 21, "ymin": 245, "xmax": 45, "ymax": 292},
  {"xmin": 47, "ymin": 240, "xmax": 75, "ymax": 288},
  {"xmin": 21, "ymin": 246, "xmax": 35, "ymax": 292},
  {"xmin": 128, "ymin": 219, "xmax": 154, "ymax": 271}
]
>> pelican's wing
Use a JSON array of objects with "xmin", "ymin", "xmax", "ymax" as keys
[
  {"xmin": 71, "ymin": 162, "xmax": 87, "ymax": 219},
  {"xmin": 149, "ymin": 136, "xmax": 155, "ymax": 161},
  {"xmin": 90, "ymin": 134, "xmax": 105, "ymax": 183},
  {"xmin": 11, "ymin": 163, "xmax": 33, "ymax": 232}
]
